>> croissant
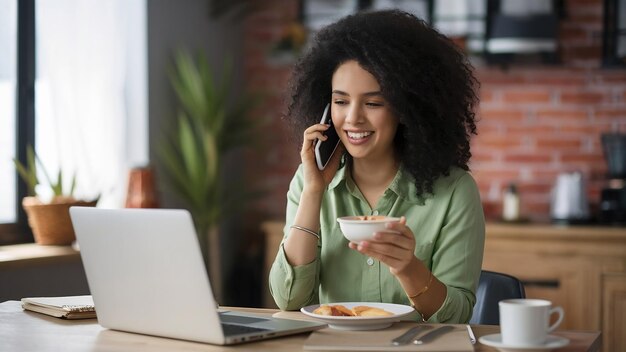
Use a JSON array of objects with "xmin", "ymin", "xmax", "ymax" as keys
[
  {"xmin": 352, "ymin": 306, "xmax": 393, "ymax": 317},
  {"xmin": 313, "ymin": 304, "xmax": 393, "ymax": 317},
  {"xmin": 313, "ymin": 304, "xmax": 354, "ymax": 316}
]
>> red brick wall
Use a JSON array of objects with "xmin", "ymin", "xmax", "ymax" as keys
[
  {"xmin": 474, "ymin": 0, "xmax": 626, "ymax": 221},
  {"xmin": 244, "ymin": 0, "xmax": 626, "ymax": 224},
  {"xmin": 474, "ymin": 67, "xmax": 626, "ymax": 221},
  {"xmin": 244, "ymin": 0, "xmax": 302, "ymax": 224}
]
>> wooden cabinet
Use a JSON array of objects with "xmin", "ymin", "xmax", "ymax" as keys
[
  {"xmin": 483, "ymin": 223, "xmax": 626, "ymax": 352},
  {"xmin": 602, "ymin": 273, "xmax": 626, "ymax": 351}
]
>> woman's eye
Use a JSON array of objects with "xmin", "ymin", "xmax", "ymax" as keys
[
  {"xmin": 366, "ymin": 102, "xmax": 384, "ymax": 107},
  {"xmin": 333, "ymin": 100, "xmax": 347, "ymax": 105}
]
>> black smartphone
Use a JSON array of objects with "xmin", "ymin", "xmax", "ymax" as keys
[{"xmin": 314, "ymin": 104, "xmax": 341, "ymax": 170}]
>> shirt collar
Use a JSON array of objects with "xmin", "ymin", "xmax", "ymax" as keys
[
  {"xmin": 388, "ymin": 167, "xmax": 422, "ymax": 204},
  {"xmin": 328, "ymin": 162, "xmax": 422, "ymax": 205},
  {"xmin": 328, "ymin": 161, "xmax": 349, "ymax": 190}
]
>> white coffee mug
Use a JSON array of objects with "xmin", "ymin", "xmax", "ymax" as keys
[{"xmin": 499, "ymin": 299, "xmax": 564, "ymax": 347}]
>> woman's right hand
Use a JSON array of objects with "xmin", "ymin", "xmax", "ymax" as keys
[{"xmin": 300, "ymin": 123, "xmax": 344, "ymax": 194}]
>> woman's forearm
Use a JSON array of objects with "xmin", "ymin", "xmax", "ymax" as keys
[
  {"xmin": 396, "ymin": 257, "xmax": 447, "ymax": 320},
  {"xmin": 283, "ymin": 189, "xmax": 324, "ymax": 265}
]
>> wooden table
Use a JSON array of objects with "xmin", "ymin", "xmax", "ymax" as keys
[{"xmin": 0, "ymin": 301, "xmax": 600, "ymax": 351}]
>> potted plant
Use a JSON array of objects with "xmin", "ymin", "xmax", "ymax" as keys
[
  {"xmin": 158, "ymin": 50, "xmax": 263, "ymax": 298},
  {"xmin": 13, "ymin": 145, "xmax": 97, "ymax": 245}
]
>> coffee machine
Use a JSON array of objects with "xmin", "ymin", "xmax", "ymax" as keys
[{"xmin": 600, "ymin": 133, "xmax": 626, "ymax": 225}]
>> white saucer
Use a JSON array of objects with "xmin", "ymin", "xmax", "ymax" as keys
[{"xmin": 479, "ymin": 333, "xmax": 569, "ymax": 352}]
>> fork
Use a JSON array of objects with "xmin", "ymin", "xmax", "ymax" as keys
[{"xmin": 413, "ymin": 325, "xmax": 455, "ymax": 344}]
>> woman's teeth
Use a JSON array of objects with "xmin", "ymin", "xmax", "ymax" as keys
[{"xmin": 347, "ymin": 131, "xmax": 373, "ymax": 139}]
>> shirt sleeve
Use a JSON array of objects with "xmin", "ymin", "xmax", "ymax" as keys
[
  {"xmin": 268, "ymin": 165, "xmax": 322, "ymax": 310},
  {"xmin": 426, "ymin": 172, "xmax": 485, "ymax": 323}
]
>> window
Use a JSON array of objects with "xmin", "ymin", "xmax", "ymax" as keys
[
  {"xmin": 1, "ymin": 0, "xmax": 147, "ymax": 244},
  {"xmin": 0, "ymin": 0, "xmax": 18, "ymax": 225},
  {"xmin": 302, "ymin": 0, "xmax": 565, "ymax": 65},
  {"xmin": 0, "ymin": 0, "xmax": 31, "ymax": 244},
  {"xmin": 604, "ymin": 0, "xmax": 626, "ymax": 66},
  {"xmin": 433, "ymin": 0, "xmax": 486, "ymax": 55}
]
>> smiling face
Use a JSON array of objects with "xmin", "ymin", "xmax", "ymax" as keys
[{"xmin": 331, "ymin": 60, "xmax": 399, "ymax": 164}]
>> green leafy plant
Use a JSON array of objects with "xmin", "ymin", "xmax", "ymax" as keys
[
  {"xmin": 158, "ymin": 50, "xmax": 263, "ymax": 252},
  {"xmin": 13, "ymin": 145, "xmax": 96, "ymax": 245},
  {"xmin": 13, "ymin": 145, "xmax": 76, "ymax": 199}
]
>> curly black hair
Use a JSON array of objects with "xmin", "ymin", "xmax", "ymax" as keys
[{"xmin": 284, "ymin": 9, "xmax": 479, "ymax": 198}]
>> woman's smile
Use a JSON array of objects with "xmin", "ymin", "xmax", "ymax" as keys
[{"xmin": 345, "ymin": 130, "xmax": 374, "ymax": 144}]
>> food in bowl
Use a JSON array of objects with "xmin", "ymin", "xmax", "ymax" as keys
[
  {"xmin": 336, "ymin": 216, "xmax": 400, "ymax": 243},
  {"xmin": 313, "ymin": 304, "xmax": 393, "ymax": 317}
]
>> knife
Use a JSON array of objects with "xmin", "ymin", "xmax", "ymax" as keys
[
  {"xmin": 391, "ymin": 326, "xmax": 429, "ymax": 346},
  {"xmin": 413, "ymin": 325, "xmax": 454, "ymax": 345},
  {"xmin": 466, "ymin": 324, "xmax": 476, "ymax": 344}
]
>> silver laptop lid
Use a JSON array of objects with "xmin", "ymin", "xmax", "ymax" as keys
[{"xmin": 70, "ymin": 207, "xmax": 226, "ymax": 344}]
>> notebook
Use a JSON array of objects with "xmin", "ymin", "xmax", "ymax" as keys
[
  {"xmin": 69, "ymin": 207, "xmax": 325, "ymax": 345},
  {"xmin": 21, "ymin": 295, "xmax": 96, "ymax": 319}
]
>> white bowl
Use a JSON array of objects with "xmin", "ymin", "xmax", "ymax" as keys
[{"xmin": 336, "ymin": 216, "xmax": 401, "ymax": 243}]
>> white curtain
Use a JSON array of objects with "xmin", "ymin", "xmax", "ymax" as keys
[
  {"xmin": 0, "ymin": 0, "xmax": 17, "ymax": 222},
  {"xmin": 35, "ymin": 0, "xmax": 147, "ymax": 207}
]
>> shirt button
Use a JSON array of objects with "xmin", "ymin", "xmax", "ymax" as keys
[
  {"xmin": 367, "ymin": 257, "xmax": 374, "ymax": 266},
  {"xmin": 372, "ymin": 210, "xmax": 379, "ymax": 216}
]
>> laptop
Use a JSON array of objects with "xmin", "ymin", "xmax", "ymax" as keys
[{"xmin": 69, "ymin": 207, "xmax": 325, "ymax": 345}]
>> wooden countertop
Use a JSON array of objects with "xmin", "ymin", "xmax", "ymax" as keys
[
  {"xmin": 486, "ymin": 222, "xmax": 626, "ymax": 241},
  {"xmin": 0, "ymin": 243, "xmax": 80, "ymax": 268}
]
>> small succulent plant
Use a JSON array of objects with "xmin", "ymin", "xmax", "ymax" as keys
[{"xmin": 13, "ymin": 145, "xmax": 76, "ymax": 201}]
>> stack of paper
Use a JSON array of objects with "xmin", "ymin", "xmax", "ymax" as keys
[{"xmin": 21, "ymin": 295, "xmax": 96, "ymax": 319}]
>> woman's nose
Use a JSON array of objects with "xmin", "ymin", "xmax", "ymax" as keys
[{"xmin": 344, "ymin": 104, "xmax": 363, "ymax": 125}]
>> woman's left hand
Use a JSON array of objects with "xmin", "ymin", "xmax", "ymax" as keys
[{"xmin": 348, "ymin": 216, "xmax": 418, "ymax": 277}]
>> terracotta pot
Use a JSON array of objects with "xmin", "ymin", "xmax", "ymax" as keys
[
  {"xmin": 125, "ymin": 167, "xmax": 159, "ymax": 208},
  {"xmin": 22, "ymin": 197, "xmax": 98, "ymax": 245}
]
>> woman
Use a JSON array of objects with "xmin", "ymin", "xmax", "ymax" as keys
[{"xmin": 269, "ymin": 9, "xmax": 484, "ymax": 323}]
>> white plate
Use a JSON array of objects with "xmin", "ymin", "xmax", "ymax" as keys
[
  {"xmin": 300, "ymin": 302, "xmax": 415, "ymax": 330},
  {"xmin": 479, "ymin": 333, "xmax": 570, "ymax": 352}
]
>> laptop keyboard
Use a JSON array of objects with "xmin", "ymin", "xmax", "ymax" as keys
[
  {"xmin": 220, "ymin": 314, "xmax": 268, "ymax": 325},
  {"xmin": 222, "ymin": 323, "xmax": 270, "ymax": 336}
]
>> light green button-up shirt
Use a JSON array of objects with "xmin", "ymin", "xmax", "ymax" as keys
[{"xmin": 269, "ymin": 163, "xmax": 485, "ymax": 323}]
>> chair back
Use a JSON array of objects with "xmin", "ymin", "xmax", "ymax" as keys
[{"xmin": 469, "ymin": 270, "xmax": 526, "ymax": 325}]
